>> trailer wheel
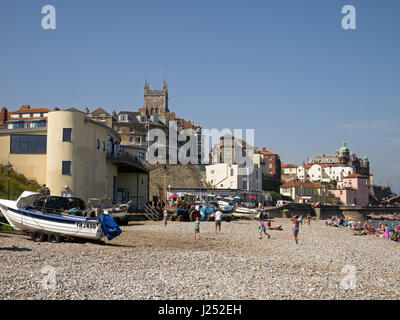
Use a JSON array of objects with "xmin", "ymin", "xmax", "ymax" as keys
[
  {"xmin": 32, "ymin": 232, "xmax": 46, "ymax": 242},
  {"xmin": 178, "ymin": 215, "xmax": 185, "ymax": 222},
  {"xmin": 170, "ymin": 215, "xmax": 176, "ymax": 221},
  {"xmin": 48, "ymin": 234, "xmax": 62, "ymax": 243}
]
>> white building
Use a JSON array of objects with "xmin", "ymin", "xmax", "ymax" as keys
[
  {"xmin": 296, "ymin": 164, "xmax": 354, "ymax": 183},
  {"xmin": 206, "ymin": 163, "xmax": 262, "ymax": 191}
]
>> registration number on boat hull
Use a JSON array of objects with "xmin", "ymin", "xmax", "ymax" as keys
[{"xmin": 75, "ymin": 221, "xmax": 98, "ymax": 229}]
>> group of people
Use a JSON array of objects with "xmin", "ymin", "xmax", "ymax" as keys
[
  {"xmin": 326, "ymin": 216, "xmax": 400, "ymax": 242},
  {"xmin": 193, "ymin": 207, "xmax": 223, "ymax": 239},
  {"xmin": 161, "ymin": 205, "xmax": 223, "ymax": 240}
]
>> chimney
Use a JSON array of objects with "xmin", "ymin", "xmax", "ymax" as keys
[
  {"xmin": 84, "ymin": 107, "xmax": 89, "ymax": 114},
  {"xmin": 54, "ymin": 107, "xmax": 60, "ymax": 111},
  {"xmin": 21, "ymin": 105, "xmax": 30, "ymax": 111},
  {"xmin": 262, "ymin": 146, "xmax": 266, "ymax": 152}
]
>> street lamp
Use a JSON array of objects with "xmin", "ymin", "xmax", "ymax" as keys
[{"xmin": 6, "ymin": 162, "xmax": 13, "ymax": 200}]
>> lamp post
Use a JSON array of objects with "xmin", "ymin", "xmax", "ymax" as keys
[{"xmin": 6, "ymin": 162, "xmax": 13, "ymax": 200}]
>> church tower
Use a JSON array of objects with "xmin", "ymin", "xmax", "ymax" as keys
[{"xmin": 143, "ymin": 80, "xmax": 169, "ymax": 116}]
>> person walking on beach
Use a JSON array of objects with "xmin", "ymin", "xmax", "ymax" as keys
[
  {"xmin": 163, "ymin": 208, "xmax": 168, "ymax": 227},
  {"xmin": 258, "ymin": 218, "xmax": 271, "ymax": 239},
  {"xmin": 194, "ymin": 216, "xmax": 200, "ymax": 239},
  {"xmin": 291, "ymin": 215, "xmax": 300, "ymax": 244},
  {"xmin": 215, "ymin": 207, "xmax": 223, "ymax": 234}
]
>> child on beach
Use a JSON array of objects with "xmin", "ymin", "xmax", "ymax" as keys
[
  {"xmin": 163, "ymin": 209, "xmax": 168, "ymax": 227},
  {"xmin": 194, "ymin": 217, "xmax": 200, "ymax": 240},
  {"xmin": 258, "ymin": 218, "xmax": 271, "ymax": 239},
  {"xmin": 291, "ymin": 215, "xmax": 300, "ymax": 244}
]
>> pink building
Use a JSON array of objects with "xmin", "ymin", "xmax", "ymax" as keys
[{"xmin": 330, "ymin": 174, "xmax": 369, "ymax": 206}]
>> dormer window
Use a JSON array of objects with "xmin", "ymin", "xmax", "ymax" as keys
[{"xmin": 119, "ymin": 114, "xmax": 128, "ymax": 122}]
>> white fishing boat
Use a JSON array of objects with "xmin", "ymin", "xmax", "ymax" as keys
[
  {"xmin": 103, "ymin": 203, "xmax": 129, "ymax": 225},
  {"xmin": 232, "ymin": 212, "xmax": 261, "ymax": 220},
  {"xmin": 232, "ymin": 206, "xmax": 261, "ymax": 220},
  {"xmin": 234, "ymin": 206, "xmax": 259, "ymax": 214},
  {"xmin": 0, "ymin": 192, "xmax": 121, "ymax": 242}
]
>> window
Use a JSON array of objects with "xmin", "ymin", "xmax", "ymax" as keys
[
  {"xmin": 138, "ymin": 152, "xmax": 145, "ymax": 160},
  {"xmin": 10, "ymin": 134, "xmax": 47, "ymax": 154},
  {"xmin": 220, "ymin": 184, "xmax": 223, "ymax": 188},
  {"xmin": 19, "ymin": 114, "xmax": 22, "ymax": 118},
  {"xmin": 100, "ymin": 114, "xmax": 106, "ymax": 121},
  {"xmin": 62, "ymin": 161, "xmax": 71, "ymax": 175},
  {"xmin": 129, "ymin": 137, "xmax": 134, "ymax": 143},
  {"xmin": 230, "ymin": 181, "xmax": 234, "ymax": 188},
  {"xmin": 30, "ymin": 113, "xmax": 33, "ymax": 118},
  {"xmin": 243, "ymin": 181, "xmax": 248, "ymax": 189},
  {"xmin": 211, "ymin": 170, "xmax": 215, "ymax": 174},
  {"xmin": 63, "ymin": 128, "xmax": 72, "ymax": 142},
  {"xmin": 136, "ymin": 137, "xmax": 141, "ymax": 144},
  {"xmin": 118, "ymin": 114, "xmax": 128, "ymax": 122},
  {"xmin": 40, "ymin": 113, "xmax": 44, "ymax": 117},
  {"xmin": 130, "ymin": 127, "xmax": 134, "ymax": 133},
  {"xmin": 97, "ymin": 139, "xmax": 100, "ymax": 149},
  {"xmin": 230, "ymin": 169, "xmax": 234, "ymax": 176},
  {"xmin": 103, "ymin": 141, "xmax": 105, "ymax": 151},
  {"xmin": 117, "ymin": 126, "xmax": 121, "ymax": 133},
  {"xmin": 269, "ymin": 163, "xmax": 272, "ymax": 168}
]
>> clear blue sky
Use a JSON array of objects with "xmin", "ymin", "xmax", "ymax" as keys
[{"xmin": 1, "ymin": 1, "xmax": 399, "ymax": 191}]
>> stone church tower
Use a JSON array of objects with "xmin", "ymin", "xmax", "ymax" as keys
[{"xmin": 142, "ymin": 80, "xmax": 169, "ymax": 116}]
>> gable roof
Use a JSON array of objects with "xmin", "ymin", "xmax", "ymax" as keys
[{"xmin": 90, "ymin": 107, "xmax": 111, "ymax": 117}]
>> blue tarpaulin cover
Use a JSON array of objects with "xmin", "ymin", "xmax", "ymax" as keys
[{"xmin": 99, "ymin": 214, "xmax": 122, "ymax": 240}]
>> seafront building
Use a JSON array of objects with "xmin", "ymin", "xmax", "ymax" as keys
[
  {"xmin": 207, "ymin": 134, "xmax": 263, "ymax": 191},
  {"xmin": 281, "ymin": 142, "xmax": 369, "ymax": 184},
  {"xmin": 330, "ymin": 173, "xmax": 369, "ymax": 206},
  {"xmin": 0, "ymin": 109, "xmax": 149, "ymax": 207},
  {"xmin": 280, "ymin": 180, "xmax": 328, "ymax": 203},
  {"xmin": 5, "ymin": 105, "xmax": 51, "ymax": 129}
]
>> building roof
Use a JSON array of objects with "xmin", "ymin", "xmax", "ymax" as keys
[
  {"xmin": 282, "ymin": 164, "xmax": 298, "ymax": 168},
  {"xmin": 11, "ymin": 107, "xmax": 50, "ymax": 114},
  {"xmin": 90, "ymin": 107, "xmax": 111, "ymax": 117},
  {"xmin": 116, "ymin": 111, "xmax": 142, "ymax": 124},
  {"xmin": 281, "ymin": 180, "xmax": 324, "ymax": 189},
  {"xmin": 344, "ymin": 173, "xmax": 368, "ymax": 179}
]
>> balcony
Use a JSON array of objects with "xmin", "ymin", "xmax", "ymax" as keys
[{"xmin": 106, "ymin": 149, "xmax": 149, "ymax": 173}]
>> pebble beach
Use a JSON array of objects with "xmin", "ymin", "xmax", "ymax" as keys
[{"xmin": 1, "ymin": 218, "xmax": 400, "ymax": 300}]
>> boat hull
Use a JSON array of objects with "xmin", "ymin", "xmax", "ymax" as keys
[
  {"xmin": 234, "ymin": 207, "xmax": 259, "ymax": 214},
  {"xmin": 0, "ymin": 205, "xmax": 103, "ymax": 240},
  {"xmin": 232, "ymin": 212, "xmax": 260, "ymax": 220}
]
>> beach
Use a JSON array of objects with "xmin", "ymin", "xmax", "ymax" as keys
[{"xmin": 1, "ymin": 218, "xmax": 399, "ymax": 300}]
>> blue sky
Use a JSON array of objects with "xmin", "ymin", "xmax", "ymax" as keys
[{"xmin": 0, "ymin": 1, "xmax": 399, "ymax": 191}]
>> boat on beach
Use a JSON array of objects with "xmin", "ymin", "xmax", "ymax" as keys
[
  {"xmin": 0, "ymin": 192, "xmax": 121, "ymax": 242},
  {"xmin": 234, "ymin": 206, "xmax": 259, "ymax": 214},
  {"xmin": 103, "ymin": 203, "xmax": 130, "ymax": 225}
]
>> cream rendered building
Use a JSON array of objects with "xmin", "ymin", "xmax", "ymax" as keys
[
  {"xmin": 206, "ymin": 163, "xmax": 262, "ymax": 191},
  {"xmin": 0, "ymin": 109, "xmax": 149, "ymax": 207}
]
